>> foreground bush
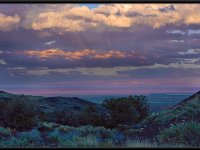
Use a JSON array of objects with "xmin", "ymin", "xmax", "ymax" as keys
[
  {"xmin": 157, "ymin": 121, "xmax": 200, "ymax": 147},
  {"xmin": 1, "ymin": 95, "xmax": 39, "ymax": 130},
  {"xmin": 79, "ymin": 105, "xmax": 104, "ymax": 126},
  {"xmin": 103, "ymin": 95, "xmax": 149, "ymax": 128}
]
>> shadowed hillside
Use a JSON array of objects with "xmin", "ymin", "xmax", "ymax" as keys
[{"xmin": 0, "ymin": 91, "xmax": 99, "ymax": 113}]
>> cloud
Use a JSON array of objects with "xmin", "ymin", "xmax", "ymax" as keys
[
  {"xmin": 2, "ymin": 4, "xmax": 200, "ymax": 33},
  {"xmin": 179, "ymin": 58, "xmax": 200, "ymax": 64},
  {"xmin": 29, "ymin": 5, "xmax": 133, "ymax": 32},
  {"xmin": 166, "ymin": 30, "xmax": 186, "ymax": 35},
  {"xmin": 22, "ymin": 49, "xmax": 137, "ymax": 60},
  {"xmin": 158, "ymin": 5, "xmax": 175, "ymax": 12},
  {"xmin": 0, "ymin": 59, "xmax": 7, "ymax": 65},
  {"xmin": 23, "ymin": 49, "xmax": 96, "ymax": 60},
  {"xmin": 45, "ymin": 41, "xmax": 56, "ymax": 45},
  {"xmin": 188, "ymin": 29, "xmax": 200, "ymax": 35},
  {"xmin": 178, "ymin": 49, "xmax": 200, "ymax": 55},
  {"xmin": 169, "ymin": 40, "xmax": 184, "ymax": 43},
  {"xmin": 8, "ymin": 58, "xmax": 200, "ymax": 77},
  {"xmin": 0, "ymin": 13, "xmax": 20, "ymax": 31},
  {"xmin": 18, "ymin": 4, "xmax": 191, "ymax": 32}
]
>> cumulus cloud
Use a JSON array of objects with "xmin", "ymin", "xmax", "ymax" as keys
[
  {"xmin": 29, "ymin": 5, "xmax": 133, "ymax": 32},
  {"xmin": 2, "ymin": 4, "xmax": 200, "ymax": 33},
  {"xmin": 20, "ymin": 4, "xmax": 200, "ymax": 32},
  {"xmin": 0, "ymin": 13, "xmax": 20, "ymax": 31}
]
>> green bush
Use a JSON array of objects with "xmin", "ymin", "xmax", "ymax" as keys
[
  {"xmin": 103, "ymin": 95, "xmax": 149, "ymax": 128},
  {"xmin": 2, "ymin": 95, "xmax": 39, "ymax": 130},
  {"xmin": 157, "ymin": 121, "xmax": 200, "ymax": 147}
]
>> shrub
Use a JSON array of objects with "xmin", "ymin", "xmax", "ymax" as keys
[
  {"xmin": 99, "ymin": 141, "xmax": 113, "ymax": 148},
  {"xmin": 58, "ymin": 134, "xmax": 99, "ymax": 148},
  {"xmin": 38, "ymin": 122, "xmax": 59, "ymax": 132},
  {"xmin": 0, "ymin": 137, "xmax": 30, "ymax": 148},
  {"xmin": 125, "ymin": 140, "xmax": 158, "ymax": 148},
  {"xmin": 79, "ymin": 105, "xmax": 103, "ymax": 126},
  {"xmin": 124, "ymin": 129, "xmax": 143, "ymax": 138},
  {"xmin": 157, "ymin": 121, "xmax": 200, "ymax": 147},
  {"xmin": 0, "ymin": 127, "xmax": 12, "ymax": 138},
  {"xmin": 75, "ymin": 135, "xmax": 99, "ymax": 148},
  {"xmin": 103, "ymin": 95, "xmax": 149, "ymax": 128},
  {"xmin": 2, "ymin": 95, "xmax": 39, "ymax": 130},
  {"xmin": 54, "ymin": 109, "xmax": 67, "ymax": 125},
  {"xmin": 53, "ymin": 110, "xmax": 81, "ymax": 127},
  {"xmin": 111, "ymin": 131, "xmax": 126, "ymax": 145},
  {"xmin": 57, "ymin": 125, "xmax": 72, "ymax": 133},
  {"xmin": 19, "ymin": 129, "xmax": 42, "ymax": 143},
  {"xmin": 47, "ymin": 128, "xmax": 60, "ymax": 144},
  {"xmin": 77, "ymin": 125, "xmax": 113, "ymax": 139},
  {"xmin": 58, "ymin": 139, "xmax": 78, "ymax": 148}
]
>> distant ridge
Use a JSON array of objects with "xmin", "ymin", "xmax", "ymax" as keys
[
  {"xmin": 0, "ymin": 90, "xmax": 100, "ymax": 114},
  {"xmin": 170, "ymin": 91, "xmax": 200, "ymax": 109}
]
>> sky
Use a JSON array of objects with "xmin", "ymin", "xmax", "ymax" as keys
[{"xmin": 0, "ymin": 4, "xmax": 200, "ymax": 96}]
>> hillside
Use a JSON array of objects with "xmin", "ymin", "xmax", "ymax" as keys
[
  {"xmin": 170, "ymin": 91, "xmax": 200, "ymax": 110},
  {"xmin": 144, "ymin": 91, "xmax": 200, "ymax": 128},
  {"xmin": 0, "ymin": 90, "xmax": 100, "ymax": 115}
]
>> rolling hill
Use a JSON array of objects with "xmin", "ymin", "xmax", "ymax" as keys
[{"xmin": 0, "ymin": 90, "xmax": 100, "ymax": 114}]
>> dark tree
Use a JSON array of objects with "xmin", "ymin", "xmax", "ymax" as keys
[{"xmin": 102, "ymin": 95, "xmax": 149, "ymax": 128}]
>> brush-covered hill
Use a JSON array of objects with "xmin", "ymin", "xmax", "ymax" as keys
[
  {"xmin": 170, "ymin": 91, "xmax": 200, "ymax": 110},
  {"xmin": 0, "ymin": 90, "xmax": 101, "ymax": 116},
  {"xmin": 144, "ymin": 91, "xmax": 200, "ymax": 127}
]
